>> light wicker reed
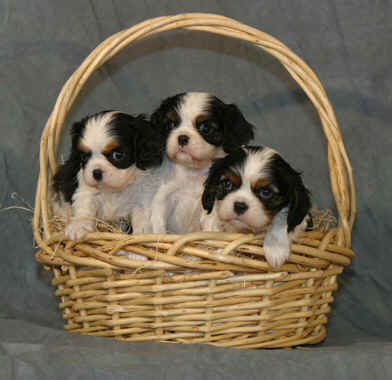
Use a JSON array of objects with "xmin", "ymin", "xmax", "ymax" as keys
[{"xmin": 34, "ymin": 13, "xmax": 355, "ymax": 349}]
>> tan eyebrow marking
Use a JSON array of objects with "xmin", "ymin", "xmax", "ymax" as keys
[
  {"xmin": 251, "ymin": 178, "xmax": 272, "ymax": 191},
  {"xmin": 223, "ymin": 170, "xmax": 241, "ymax": 186},
  {"xmin": 102, "ymin": 140, "xmax": 119, "ymax": 155},
  {"xmin": 77, "ymin": 140, "xmax": 91, "ymax": 153},
  {"xmin": 193, "ymin": 114, "xmax": 209, "ymax": 126},
  {"xmin": 167, "ymin": 111, "xmax": 179, "ymax": 121}
]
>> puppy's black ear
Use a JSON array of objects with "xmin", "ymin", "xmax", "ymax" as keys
[
  {"xmin": 268, "ymin": 153, "xmax": 311, "ymax": 233},
  {"xmin": 202, "ymin": 157, "xmax": 227, "ymax": 214},
  {"xmin": 70, "ymin": 118, "xmax": 87, "ymax": 147},
  {"xmin": 150, "ymin": 104, "xmax": 166, "ymax": 130},
  {"xmin": 53, "ymin": 118, "xmax": 88, "ymax": 203},
  {"xmin": 150, "ymin": 93, "xmax": 184, "ymax": 137},
  {"xmin": 53, "ymin": 156, "xmax": 80, "ymax": 203},
  {"xmin": 286, "ymin": 174, "xmax": 311, "ymax": 233},
  {"xmin": 134, "ymin": 116, "xmax": 164, "ymax": 170},
  {"xmin": 222, "ymin": 104, "xmax": 254, "ymax": 153}
]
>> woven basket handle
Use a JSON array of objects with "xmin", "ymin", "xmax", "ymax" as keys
[{"xmin": 33, "ymin": 13, "xmax": 355, "ymax": 249}]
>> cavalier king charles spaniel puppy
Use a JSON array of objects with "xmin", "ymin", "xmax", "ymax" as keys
[
  {"xmin": 53, "ymin": 110, "xmax": 163, "ymax": 240},
  {"xmin": 201, "ymin": 145, "xmax": 312, "ymax": 268},
  {"xmin": 149, "ymin": 92, "xmax": 254, "ymax": 234}
]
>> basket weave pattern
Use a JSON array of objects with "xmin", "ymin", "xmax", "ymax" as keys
[{"xmin": 34, "ymin": 13, "xmax": 355, "ymax": 349}]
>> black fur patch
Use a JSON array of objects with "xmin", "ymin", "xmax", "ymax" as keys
[
  {"xmin": 53, "ymin": 152, "xmax": 81, "ymax": 203},
  {"xmin": 150, "ymin": 93, "xmax": 185, "ymax": 139},
  {"xmin": 194, "ymin": 117, "xmax": 223, "ymax": 146},
  {"xmin": 266, "ymin": 153, "xmax": 311, "ymax": 232},
  {"xmin": 202, "ymin": 147, "xmax": 247, "ymax": 213},
  {"xmin": 108, "ymin": 113, "xmax": 164, "ymax": 170},
  {"xmin": 208, "ymin": 97, "xmax": 255, "ymax": 153}
]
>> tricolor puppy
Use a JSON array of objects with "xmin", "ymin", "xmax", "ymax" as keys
[
  {"xmin": 149, "ymin": 92, "xmax": 254, "ymax": 233},
  {"xmin": 53, "ymin": 110, "xmax": 163, "ymax": 240},
  {"xmin": 201, "ymin": 146, "xmax": 312, "ymax": 267}
]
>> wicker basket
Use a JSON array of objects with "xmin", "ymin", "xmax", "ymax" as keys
[{"xmin": 34, "ymin": 13, "xmax": 355, "ymax": 349}]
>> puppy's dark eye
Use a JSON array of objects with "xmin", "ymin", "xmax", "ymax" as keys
[
  {"xmin": 221, "ymin": 178, "xmax": 233, "ymax": 192},
  {"xmin": 109, "ymin": 150, "xmax": 125, "ymax": 161},
  {"xmin": 198, "ymin": 122, "xmax": 210, "ymax": 134},
  {"xmin": 197, "ymin": 120, "xmax": 217, "ymax": 135},
  {"xmin": 167, "ymin": 118, "xmax": 179, "ymax": 130},
  {"xmin": 258, "ymin": 186, "xmax": 273, "ymax": 199}
]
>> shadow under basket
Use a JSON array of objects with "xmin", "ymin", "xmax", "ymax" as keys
[{"xmin": 34, "ymin": 13, "xmax": 356, "ymax": 349}]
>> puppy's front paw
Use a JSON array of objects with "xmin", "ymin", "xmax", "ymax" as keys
[
  {"xmin": 263, "ymin": 232, "xmax": 291, "ymax": 268},
  {"xmin": 65, "ymin": 219, "xmax": 95, "ymax": 240}
]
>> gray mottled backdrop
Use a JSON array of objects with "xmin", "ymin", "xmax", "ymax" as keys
[{"xmin": 1, "ymin": 1, "xmax": 391, "ymax": 379}]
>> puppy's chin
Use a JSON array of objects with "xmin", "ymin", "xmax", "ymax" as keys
[
  {"xmin": 168, "ymin": 150, "xmax": 212, "ymax": 169},
  {"xmin": 223, "ymin": 217, "xmax": 269, "ymax": 234},
  {"xmin": 226, "ymin": 219, "xmax": 255, "ymax": 234}
]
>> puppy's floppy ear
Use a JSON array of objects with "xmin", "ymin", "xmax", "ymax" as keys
[
  {"xmin": 70, "ymin": 118, "xmax": 87, "ymax": 147},
  {"xmin": 150, "ymin": 93, "xmax": 184, "ymax": 136},
  {"xmin": 150, "ymin": 104, "xmax": 166, "ymax": 130},
  {"xmin": 287, "ymin": 176, "xmax": 311, "ymax": 233},
  {"xmin": 222, "ymin": 104, "xmax": 254, "ymax": 152},
  {"xmin": 53, "ymin": 118, "xmax": 89, "ymax": 203},
  {"xmin": 53, "ymin": 158, "xmax": 80, "ymax": 203},
  {"xmin": 133, "ymin": 115, "xmax": 164, "ymax": 170},
  {"xmin": 268, "ymin": 153, "xmax": 311, "ymax": 232},
  {"xmin": 202, "ymin": 157, "xmax": 228, "ymax": 214}
]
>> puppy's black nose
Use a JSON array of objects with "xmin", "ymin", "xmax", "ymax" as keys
[
  {"xmin": 93, "ymin": 169, "xmax": 103, "ymax": 181},
  {"xmin": 178, "ymin": 135, "xmax": 189, "ymax": 146},
  {"xmin": 234, "ymin": 201, "xmax": 248, "ymax": 215}
]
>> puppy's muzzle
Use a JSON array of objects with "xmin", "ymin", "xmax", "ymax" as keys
[{"xmin": 233, "ymin": 201, "xmax": 248, "ymax": 215}]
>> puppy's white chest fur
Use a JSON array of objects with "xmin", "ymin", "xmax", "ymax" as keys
[
  {"xmin": 168, "ymin": 166, "xmax": 206, "ymax": 233},
  {"xmin": 151, "ymin": 158, "xmax": 208, "ymax": 234},
  {"xmin": 96, "ymin": 189, "xmax": 132, "ymax": 222}
]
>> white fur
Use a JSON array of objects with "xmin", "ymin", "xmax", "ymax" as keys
[
  {"xmin": 150, "ymin": 92, "xmax": 227, "ymax": 234},
  {"xmin": 242, "ymin": 147, "xmax": 277, "ymax": 182},
  {"xmin": 263, "ymin": 208, "xmax": 308, "ymax": 268},
  {"xmin": 263, "ymin": 207, "xmax": 292, "ymax": 268},
  {"xmin": 150, "ymin": 157, "xmax": 208, "ymax": 233},
  {"xmin": 59, "ymin": 166, "xmax": 144, "ymax": 240},
  {"xmin": 82, "ymin": 112, "xmax": 115, "ymax": 152}
]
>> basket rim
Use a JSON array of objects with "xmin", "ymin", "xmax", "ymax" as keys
[{"xmin": 33, "ymin": 12, "xmax": 356, "ymax": 252}]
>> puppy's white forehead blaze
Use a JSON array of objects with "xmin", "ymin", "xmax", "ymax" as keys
[
  {"xmin": 82, "ymin": 111, "xmax": 117, "ymax": 152},
  {"xmin": 177, "ymin": 92, "xmax": 211, "ymax": 123},
  {"xmin": 240, "ymin": 148, "xmax": 277, "ymax": 183}
]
